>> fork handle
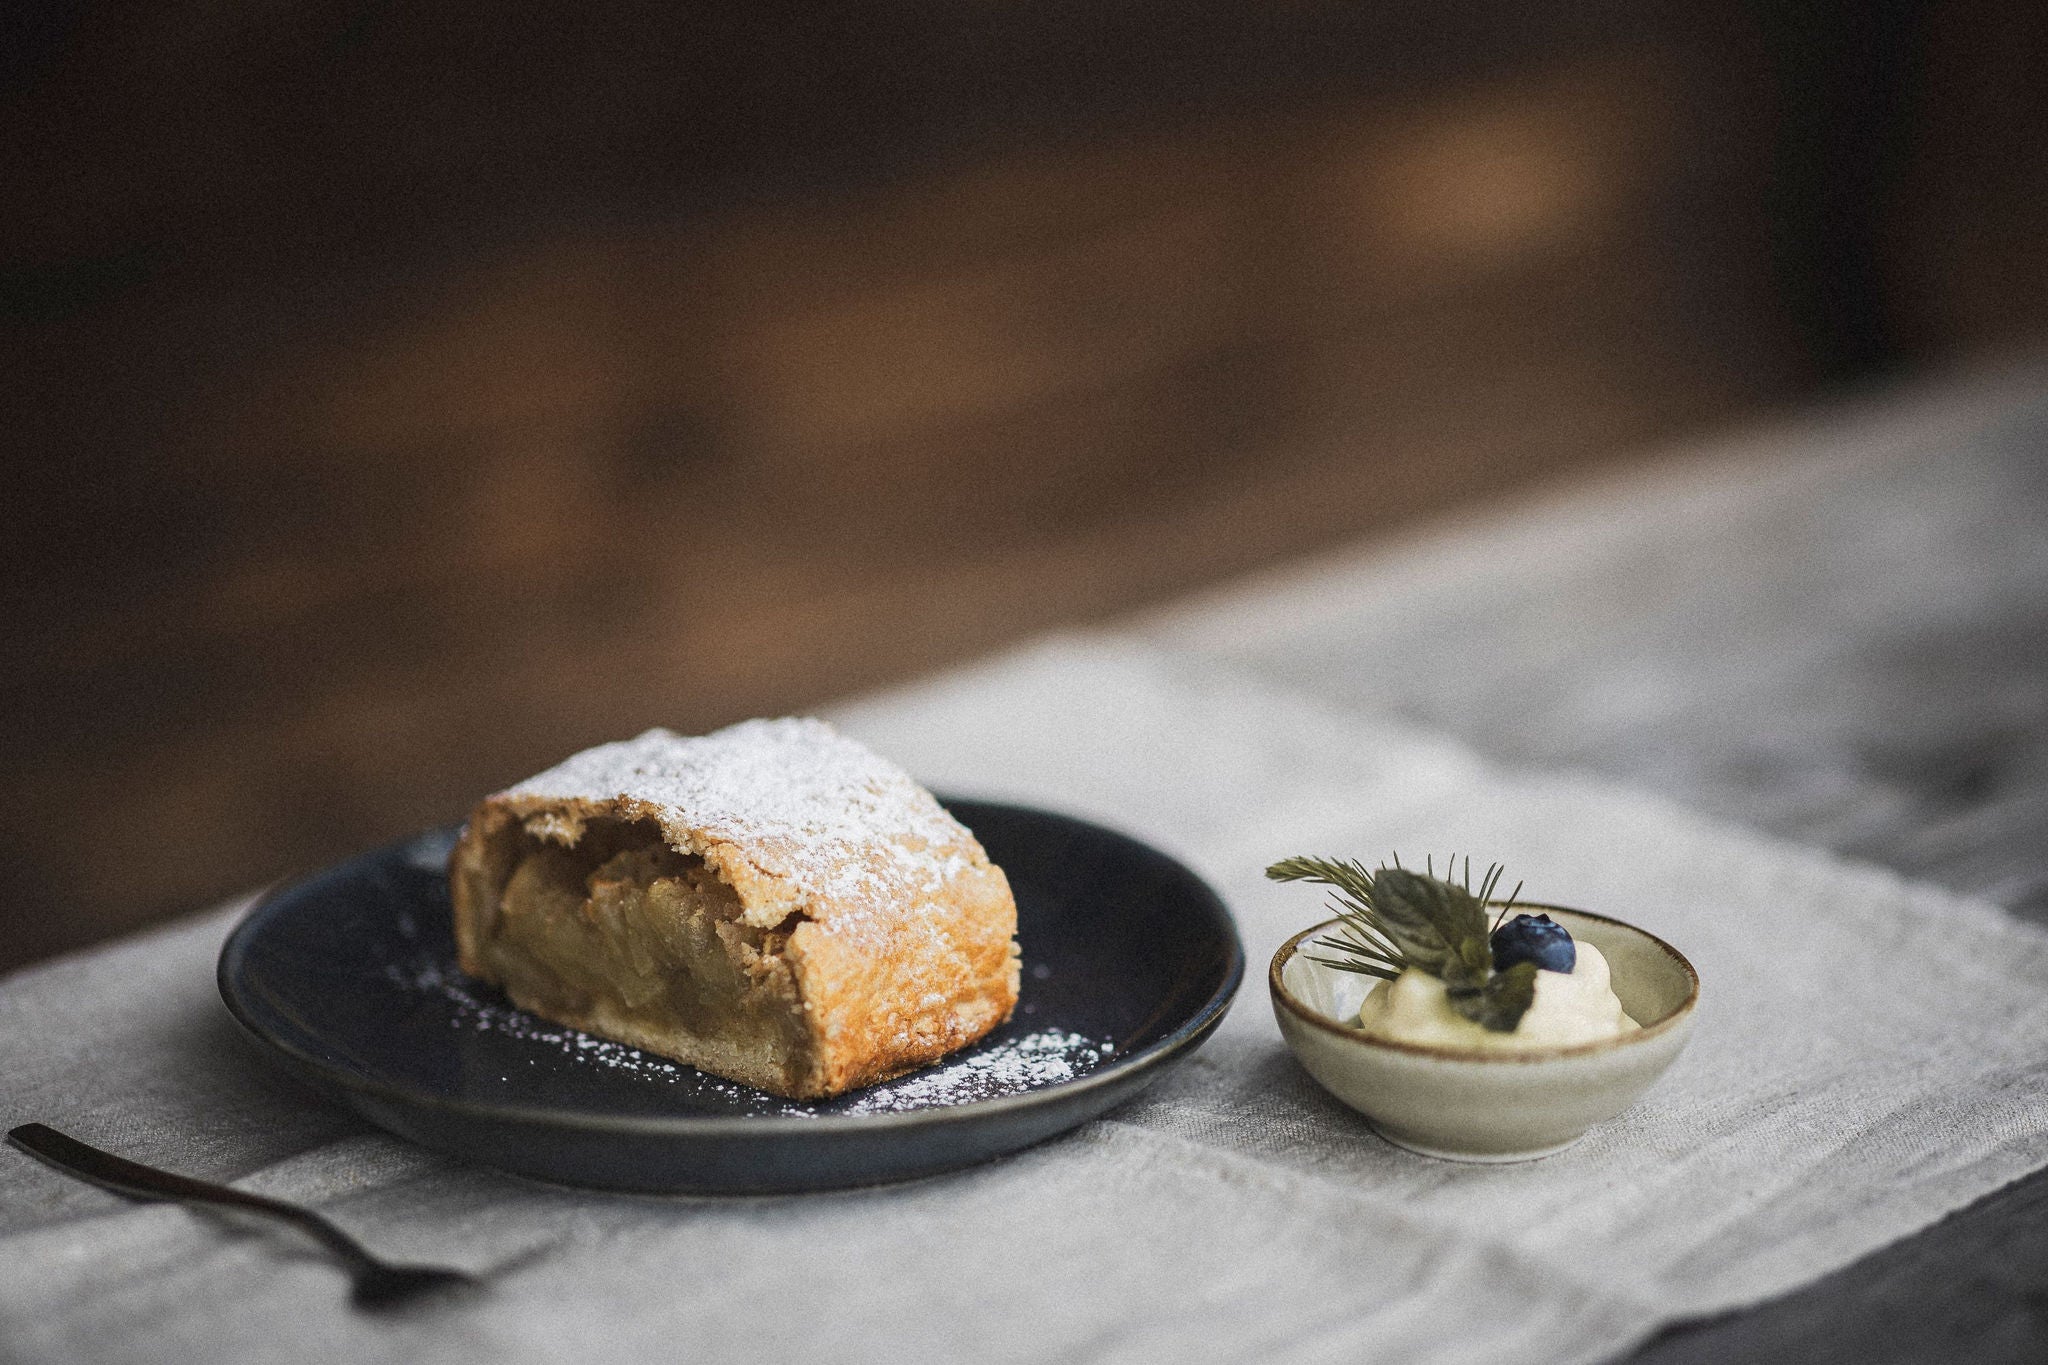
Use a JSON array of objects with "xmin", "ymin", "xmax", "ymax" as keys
[{"xmin": 8, "ymin": 1122, "xmax": 378, "ymax": 1272}]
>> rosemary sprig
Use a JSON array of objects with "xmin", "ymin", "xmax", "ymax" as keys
[
  {"xmin": 1489, "ymin": 874, "xmax": 1526, "ymax": 934},
  {"xmin": 1267, "ymin": 853, "xmax": 1538, "ymax": 1032},
  {"xmin": 1267, "ymin": 854, "xmax": 1409, "ymax": 980}
]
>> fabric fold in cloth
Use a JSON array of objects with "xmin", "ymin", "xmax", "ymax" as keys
[{"xmin": 6, "ymin": 637, "xmax": 2048, "ymax": 1365}]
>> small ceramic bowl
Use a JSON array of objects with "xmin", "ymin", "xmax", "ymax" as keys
[{"xmin": 1270, "ymin": 903, "xmax": 1698, "ymax": 1161}]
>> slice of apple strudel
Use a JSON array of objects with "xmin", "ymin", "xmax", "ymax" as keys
[{"xmin": 448, "ymin": 719, "xmax": 1019, "ymax": 1099}]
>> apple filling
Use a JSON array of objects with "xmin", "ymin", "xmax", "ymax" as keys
[{"xmin": 474, "ymin": 819, "xmax": 811, "ymax": 1093}]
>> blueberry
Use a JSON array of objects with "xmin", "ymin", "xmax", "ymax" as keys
[{"xmin": 1490, "ymin": 913, "xmax": 1576, "ymax": 974}]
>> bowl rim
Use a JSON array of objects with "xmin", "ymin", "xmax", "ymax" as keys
[{"xmin": 1269, "ymin": 901, "xmax": 1700, "ymax": 1064}]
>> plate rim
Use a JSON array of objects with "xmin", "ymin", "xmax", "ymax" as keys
[{"xmin": 216, "ymin": 796, "xmax": 1245, "ymax": 1138}]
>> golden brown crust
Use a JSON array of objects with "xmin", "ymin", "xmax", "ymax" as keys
[
  {"xmin": 783, "ymin": 859, "xmax": 1020, "ymax": 1095},
  {"xmin": 448, "ymin": 720, "xmax": 1020, "ymax": 1098}
]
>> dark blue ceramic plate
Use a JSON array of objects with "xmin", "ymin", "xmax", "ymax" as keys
[{"xmin": 218, "ymin": 797, "xmax": 1242, "ymax": 1193}]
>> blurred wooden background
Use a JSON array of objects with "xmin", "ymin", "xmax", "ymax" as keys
[{"xmin": 5, "ymin": 0, "xmax": 2047, "ymax": 971}]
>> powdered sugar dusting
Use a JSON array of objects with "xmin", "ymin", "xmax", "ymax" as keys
[
  {"xmin": 840, "ymin": 1029, "xmax": 1113, "ymax": 1114},
  {"xmin": 383, "ymin": 949, "xmax": 1111, "ymax": 1116},
  {"xmin": 501, "ymin": 719, "xmax": 980, "ymax": 922}
]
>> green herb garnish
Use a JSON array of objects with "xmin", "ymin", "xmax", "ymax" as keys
[{"xmin": 1267, "ymin": 854, "xmax": 1536, "ymax": 1032}]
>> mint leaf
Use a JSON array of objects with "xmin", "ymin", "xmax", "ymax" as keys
[
  {"xmin": 1367, "ymin": 867, "xmax": 1492, "ymax": 984},
  {"xmin": 1446, "ymin": 960, "xmax": 1539, "ymax": 1032}
]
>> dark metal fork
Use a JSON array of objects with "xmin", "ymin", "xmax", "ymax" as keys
[{"xmin": 8, "ymin": 1122, "xmax": 478, "ymax": 1309}]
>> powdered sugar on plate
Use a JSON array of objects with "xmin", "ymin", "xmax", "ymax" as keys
[
  {"xmin": 839, "ymin": 1028, "xmax": 1115, "ymax": 1115},
  {"xmin": 383, "ymin": 948, "xmax": 1113, "ymax": 1117}
]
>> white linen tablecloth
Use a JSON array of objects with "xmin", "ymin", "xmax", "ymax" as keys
[{"xmin": 7, "ymin": 632, "xmax": 2048, "ymax": 1365}]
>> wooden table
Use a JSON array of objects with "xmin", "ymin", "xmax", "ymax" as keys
[{"xmin": 1148, "ymin": 361, "xmax": 2048, "ymax": 1362}]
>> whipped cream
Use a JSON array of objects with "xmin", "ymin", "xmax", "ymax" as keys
[{"xmin": 1354, "ymin": 941, "xmax": 1639, "ymax": 1051}]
